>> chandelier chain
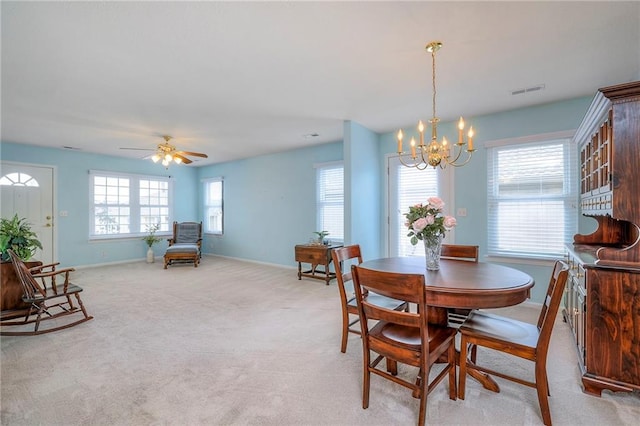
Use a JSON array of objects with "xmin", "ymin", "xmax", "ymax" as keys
[
  {"xmin": 432, "ymin": 47, "xmax": 437, "ymax": 120},
  {"xmin": 395, "ymin": 40, "xmax": 476, "ymax": 169}
]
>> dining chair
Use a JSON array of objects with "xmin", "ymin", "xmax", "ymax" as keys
[
  {"xmin": 330, "ymin": 245, "xmax": 408, "ymax": 353},
  {"xmin": 440, "ymin": 244, "xmax": 479, "ymax": 327},
  {"xmin": 458, "ymin": 260, "xmax": 569, "ymax": 426},
  {"xmin": 2, "ymin": 249, "xmax": 93, "ymax": 335},
  {"xmin": 351, "ymin": 264, "xmax": 457, "ymax": 426}
]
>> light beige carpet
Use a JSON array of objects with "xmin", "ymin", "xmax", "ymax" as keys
[{"xmin": 1, "ymin": 255, "xmax": 639, "ymax": 425}]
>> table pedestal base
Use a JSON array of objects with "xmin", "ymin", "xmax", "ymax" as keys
[{"xmin": 430, "ymin": 306, "xmax": 500, "ymax": 393}]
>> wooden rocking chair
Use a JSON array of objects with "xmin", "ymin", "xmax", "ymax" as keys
[{"xmin": 1, "ymin": 250, "xmax": 93, "ymax": 336}]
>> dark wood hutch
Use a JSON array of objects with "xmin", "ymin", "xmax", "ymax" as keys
[{"xmin": 564, "ymin": 81, "xmax": 640, "ymax": 396}]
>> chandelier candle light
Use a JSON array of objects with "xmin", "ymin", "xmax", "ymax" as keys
[{"xmin": 397, "ymin": 41, "xmax": 476, "ymax": 169}]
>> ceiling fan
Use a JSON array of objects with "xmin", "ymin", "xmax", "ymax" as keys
[{"xmin": 120, "ymin": 135, "xmax": 208, "ymax": 166}]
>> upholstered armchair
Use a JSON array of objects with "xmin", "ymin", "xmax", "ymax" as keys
[{"xmin": 163, "ymin": 221, "xmax": 202, "ymax": 269}]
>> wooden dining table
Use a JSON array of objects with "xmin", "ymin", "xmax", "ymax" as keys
[{"xmin": 358, "ymin": 256, "xmax": 535, "ymax": 392}]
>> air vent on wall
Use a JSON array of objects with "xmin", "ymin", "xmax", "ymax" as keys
[{"xmin": 511, "ymin": 84, "xmax": 545, "ymax": 96}]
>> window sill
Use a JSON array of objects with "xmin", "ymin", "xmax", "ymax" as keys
[{"xmin": 485, "ymin": 255, "xmax": 559, "ymax": 267}]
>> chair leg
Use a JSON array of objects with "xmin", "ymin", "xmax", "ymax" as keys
[
  {"xmin": 362, "ymin": 351, "xmax": 371, "ymax": 409},
  {"xmin": 386, "ymin": 358, "xmax": 398, "ymax": 375},
  {"xmin": 418, "ymin": 367, "xmax": 428, "ymax": 426},
  {"xmin": 340, "ymin": 312, "xmax": 351, "ymax": 353},
  {"xmin": 448, "ymin": 342, "xmax": 457, "ymax": 400},
  {"xmin": 458, "ymin": 336, "xmax": 469, "ymax": 400},
  {"xmin": 33, "ymin": 304, "xmax": 46, "ymax": 333},
  {"xmin": 66, "ymin": 294, "xmax": 75, "ymax": 310},
  {"xmin": 74, "ymin": 293, "xmax": 90, "ymax": 319},
  {"xmin": 535, "ymin": 361, "xmax": 552, "ymax": 425}
]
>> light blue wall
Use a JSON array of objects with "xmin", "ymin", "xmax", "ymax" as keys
[
  {"xmin": 0, "ymin": 142, "xmax": 198, "ymax": 267},
  {"xmin": 2, "ymin": 95, "xmax": 595, "ymax": 303},
  {"xmin": 196, "ymin": 142, "xmax": 343, "ymax": 267},
  {"xmin": 343, "ymin": 121, "xmax": 382, "ymax": 261},
  {"xmin": 378, "ymin": 96, "xmax": 593, "ymax": 302}
]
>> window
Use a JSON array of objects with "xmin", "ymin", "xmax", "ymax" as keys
[
  {"xmin": 316, "ymin": 163, "xmax": 344, "ymax": 243},
  {"xmin": 0, "ymin": 172, "xmax": 39, "ymax": 187},
  {"xmin": 204, "ymin": 178, "xmax": 223, "ymax": 235},
  {"xmin": 487, "ymin": 136, "xmax": 577, "ymax": 259},
  {"xmin": 388, "ymin": 156, "xmax": 441, "ymax": 257},
  {"xmin": 90, "ymin": 171, "xmax": 172, "ymax": 238}
]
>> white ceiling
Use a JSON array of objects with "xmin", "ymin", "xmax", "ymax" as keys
[{"xmin": 2, "ymin": 1, "xmax": 639, "ymax": 166}]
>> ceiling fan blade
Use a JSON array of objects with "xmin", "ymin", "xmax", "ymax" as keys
[
  {"xmin": 174, "ymin": 153, "xmax": 192, "ymax": 164},
  {"xmin": 177, "ymin": 151, "xmax": 208, "ymax": 158}
]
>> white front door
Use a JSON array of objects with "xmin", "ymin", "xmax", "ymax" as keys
[{"xmin": 0, "ymin": 162, "xmax": 55, "ymax": 264}]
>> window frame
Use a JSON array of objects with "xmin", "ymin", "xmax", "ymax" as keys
[
  {"xmin": 203, "ymin": 177, "xmax": 224, "ymax": 235},
  {"xmin": 486, "ymin": 131, "xmax": 578, "ymax": 260},
  {"xmin": 315, "ymin": 161, "xmax": 344, "ymax": 244},
  {"xmin": 89, "ymin": 170, "xmax": 173, "ymax": 240}
]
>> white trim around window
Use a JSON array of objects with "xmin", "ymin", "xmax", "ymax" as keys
[
  {"xmin": 486, "ymin": 132, "xmax": 578, "ymax": 260},
  {"xmin": 203, "ymin": 177, "xmax": 224, "ymax": 235},
  {"xmin": 89, "ymin": 170, "xmax": 173, "ymax": 240}
]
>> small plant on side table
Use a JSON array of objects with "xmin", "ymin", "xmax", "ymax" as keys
[{"xmin": 312, "ymin": 230, "xmax": 330, "ymax": 245}]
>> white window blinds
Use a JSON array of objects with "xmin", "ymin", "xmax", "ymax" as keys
[
  {"xmin": 204, "ymin": 178, "xmax": 223, "ymax": 235},
  {"xmin": 316, "ymin": 163, "xmax": 344, "ymax": 242},
  {"xmin": 487, "ymin": 138, "xmax": 578, "ymax": 259}
]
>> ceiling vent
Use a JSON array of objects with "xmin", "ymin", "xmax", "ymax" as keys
[{"xmin": 511, "ymin": 84, "xmax": 545, "ymax": 96}]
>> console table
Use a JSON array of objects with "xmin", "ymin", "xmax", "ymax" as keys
[{"xmin": 294, "ymin": 244, "xmax": 342, "ymax": 285}]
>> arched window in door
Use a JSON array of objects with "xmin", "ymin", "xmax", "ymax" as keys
[{"xmin": 0, "ymin": 172, "xmax": 39, "ymax": 187}]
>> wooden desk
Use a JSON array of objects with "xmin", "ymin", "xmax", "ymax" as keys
[
  {"xmin": 358, "ymin": 256, "xmax": 535, "ymax": 392},
  {"xmin": 295, "ymin": 244, "xmax": 342, "ymax": 285}
]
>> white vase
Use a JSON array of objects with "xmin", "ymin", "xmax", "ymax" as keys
[{"xmin": 146, "ymin": 247, "xmax": 155, "ymax": 263}]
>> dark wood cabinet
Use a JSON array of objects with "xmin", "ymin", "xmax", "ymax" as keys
[{"xmin": 564, "ymin": 81, "xmax": 640, "ymax": 396}]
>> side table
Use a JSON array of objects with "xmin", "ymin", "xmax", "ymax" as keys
[{"xmin": 294, "ymin": 244, "xmax": 343, "ymax": 285}]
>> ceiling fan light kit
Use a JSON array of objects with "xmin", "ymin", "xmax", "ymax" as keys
[{"xmin": 123, "ymin": 135, "xmax": 208, "ymax": 168}]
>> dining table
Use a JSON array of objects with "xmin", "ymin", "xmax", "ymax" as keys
[{"xmin": 358, "ymin": 255, "xmax": 535, "ymax": 392}]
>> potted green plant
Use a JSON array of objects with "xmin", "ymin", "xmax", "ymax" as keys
[
  {"xmin": 142, "ymin": 224, "xmax": 161, "ymax": 263},
  {"xmin": 313, "ymin": 230, "xmax": 330, "ymax": 245},
  {"xmin": 0, "ymin": 214, "xmax": 43, "ymax": 262},
  {"xmin": 1, "ymin": 214, "xmax": 43, "ymax": 312}
]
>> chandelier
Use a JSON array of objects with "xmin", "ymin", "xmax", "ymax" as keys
[
  {"xmin": 151, "ymin": 136, "xmax": 183, "ymax": 167},
  {"xmin": 396, "ymin": 41, "xmax": 475, "ymax": 169}
]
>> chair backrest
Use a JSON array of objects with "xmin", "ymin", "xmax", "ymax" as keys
[
  {"xmin": 331, "ymin": 245, "xmax": 363, "ymax": 300},
  {"xmin": 441, "ymin": 244, "xmax": 479, "ymax": 262},
  {"xmin": 536, "ymin": 260, "xmax": 569, "ymax": 351},
  {"xmin": 173, "ymin": 221, "xmax": 202, "ymax": 244},
  {"xmin": 7, "ymin": 249, "xmax": 45, "ymax": 300},
  {"xmin": 352, "ymin": 264, "xmax": 428, "ymax": 337}
]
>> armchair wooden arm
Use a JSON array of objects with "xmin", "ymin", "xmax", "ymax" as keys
[
  {"xmin": 29, "ymin": 262, "xmax": 60, "ymax": 274},
  {"xmin": 32, "ymin": 267, "xmax": 75, "ymax": 294}
]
